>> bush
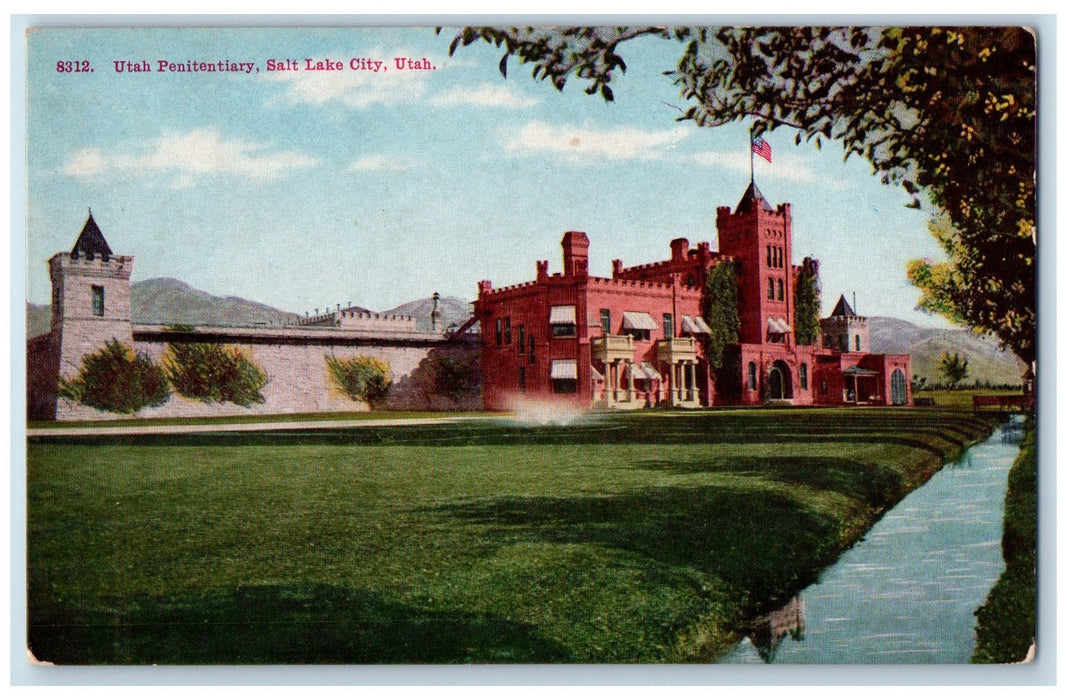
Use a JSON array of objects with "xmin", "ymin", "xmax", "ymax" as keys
[
  {"xmin": 326, "ymin": 355, "xmax": 392, "ymax": 408},
  {"xmin": 57, "ymin": 339, "xmax": 170, "ymax": 414},
  {"xmin": 163, "ymin": 343, "xmax": 268, "ymax": 406},
  {"xmin": 408, "ymin": 348, "xmax": 480, "ymax": 405}
]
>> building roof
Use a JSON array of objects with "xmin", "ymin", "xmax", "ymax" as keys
[
  {"xmin": 71, "ymin": 212, "xmax": 113, "ymax": 260},
  {"xmin": 830, "ymin": 294, "xmax": 856, "ymax": 318},
  {"xmin": 735, "ymin": 181, "xmax": 775, "ymax": 214}
]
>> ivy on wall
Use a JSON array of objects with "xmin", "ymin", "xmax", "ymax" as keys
[
  {"xmin": 325, "ymin": 355, "xmax": 392, "ymax": 408},
  {"xmin": 57, "ymin": 339, "xmax": 171, "ymax": 414}
]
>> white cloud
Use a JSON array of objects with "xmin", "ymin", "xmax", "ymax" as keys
[
  {"xmin": 264, "ymin": 52, "xmax": 435, "ymax": 109},
  {"xmin": 504, "ymin": 121, "xmax": 691, "ymax": 162},
  {"xmin": 349, "ymin": 154, "xmax": 421, "ymax": 172},
  {"xmin": 429, "ymin": 84, "xmax": 540, "ymax": 108},
  {"xmin": 689, "ymin": 150, "xmax": 823, "ymax": 184},
  {"xmin": 61, "ymin": 128, "xmax": 319, "ymax": 186}
]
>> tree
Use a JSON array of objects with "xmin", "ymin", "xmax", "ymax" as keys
[
  {"xmin": 940, "ymin": 351, "xmax": 970, "ymax": 389},
  {"xmin": 794, "ymin": 257, "xmax": 822, "ymax": 346},
  {"xmin": 409, "ymin": 347, "xmax": 481, "ymax": 405},
  {"xmin": 701, "ymin": 259, "xmax": 740, "ymax": 374},
  {"xmin": 163, "ymin": 342, "xmax": 268, "ymax": 406},
  {"xmin": 449, "ymin": 26, "xmax": 1036, "ymax": 366},
  {"xmin": 57, "ymin": 339, "xmax": 170, "ymax": 414},
  {"xmin": 325, "ymin": 355, "xmax": 392, "ymax": 408}
]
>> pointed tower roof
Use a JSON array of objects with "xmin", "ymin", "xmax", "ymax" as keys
[
  {"xmin": 734, "ymin": 181, "xmax": 775, "ymax": 214},
  {"xmin": 830, "ymin": 294, "xmax": 856, "ymax": 318},
  {"xmin": 71, "ymin": 212, "xmax": 112, "ymax": 260}
]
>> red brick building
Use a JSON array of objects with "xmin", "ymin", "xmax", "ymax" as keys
[{"xmin": 474, "ymin": 183, "xmax": 911, "ymax": 410}]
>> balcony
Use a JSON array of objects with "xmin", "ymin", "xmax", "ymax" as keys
[
  {"xmin": 655, "ymin": 336, "xmax": 698, "ymax": 364},
  {"xmin": 591, "ymin": 334, "xmax": 635, "ymax": 363}
]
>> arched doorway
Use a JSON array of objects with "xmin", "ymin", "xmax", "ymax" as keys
[
  {"xmin": 768, "ymin": 361, "xmax": 793, "ymax": 400},
  {"xmin": 891, "ymin": 369, "xmax": 907, "ymax": 405}
]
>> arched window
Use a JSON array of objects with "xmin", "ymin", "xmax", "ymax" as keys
[
  {"xmin": 777, "ymin": 279, "xmax": 784, "ymax": 300},
  {"xmin": 767, "ymin": 278, "xmax": 775, "ymax": 299},
  {"xmin": 855, "ymin": 334, "xmax": 861, "ymax": 352},
  {"xmin": 747, "ymin": 362, "xmax": 757, "ymax": 391},
  {"xmin": 800, "ymin": 363, "xmax": 808, "ymax": 390},
  {"xmin": 766, "ymin": 245, "xmax": 772, "ymax": 267}
]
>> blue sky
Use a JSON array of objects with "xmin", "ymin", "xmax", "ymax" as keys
[{"xmin": 26, "ymin": 25, "xmax": 950, "ymax": 325}]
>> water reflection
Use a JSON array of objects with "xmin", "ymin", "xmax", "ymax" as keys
[
  {"xmin": 719, "ymin": 420, "xmax": 1022, "ymax": 664},
  {"xmin": 736, "ymin": 596, "xmax": 806, "ymax": 663}
]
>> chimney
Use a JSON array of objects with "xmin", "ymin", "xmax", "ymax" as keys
[{"xmin": 561, "ymin": 231, "xmax": 590, "ymax": 278}]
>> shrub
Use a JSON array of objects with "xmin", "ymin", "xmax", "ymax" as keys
[
  {"xmin": 409, "ymin": 348, "xmax": 480, "ymax": 404},
  {"xmin": 163, "ymin": 343, "xmax": 268, "ymax": 406},
  {"xmin": 57, "ymin": 339, "xmax": 170, "ymax": 414},
  {"xmin": 326, "ymin": 355, "xmax": 392, "ymax": 408}
]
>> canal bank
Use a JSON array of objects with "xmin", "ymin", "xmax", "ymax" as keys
[{"xmin": 719, "ymin": 418, "xmax": 1024, "ymax": 664}]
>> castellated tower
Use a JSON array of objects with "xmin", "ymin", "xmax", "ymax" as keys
[
  {"xmin": 48, "ymin": 213, "xmax": 134, "ymax": 378},
  {"xmin": 716, "ymin": 182, "xmax": 794, "ymax": 346}
]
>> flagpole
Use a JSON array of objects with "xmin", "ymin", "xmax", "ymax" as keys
[{"xmin": 749, "ymin": 127, "xmax": 755, "ymax": 184}]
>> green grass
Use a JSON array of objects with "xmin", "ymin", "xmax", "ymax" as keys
[
  {"xmin": 972, "ymin": 424, "xmax": 1036, "ymax": 663},
  {"xmin": 27, "ymin": 408, "xmax": 997, "ymax": 664}
]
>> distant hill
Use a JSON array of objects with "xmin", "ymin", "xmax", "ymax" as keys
[
  {"xmin": 131, "ymin": 278, "xmax": 301, "ymax": 327},
  {"xmin": 27, "ymin": 303, "xmax": 50, "ymax": 339},
  {"xmin": 382, "ymin": 295, "xmax": 474, "ymax": 332},
  {"xmin": 868, "ymin": 316, "xmax": 1026, "ymax": 387}
]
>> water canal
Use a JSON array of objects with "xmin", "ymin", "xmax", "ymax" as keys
[{"xmin": 720, "ymin": 418, "xmax": 1025, "ymax": 664}]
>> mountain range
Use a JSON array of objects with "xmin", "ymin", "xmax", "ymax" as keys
[{"xmin": 26, "ymin": 278, "xmax": 1025, "ymax": 386}]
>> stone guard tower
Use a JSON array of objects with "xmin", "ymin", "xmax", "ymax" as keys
[
  {"xmin": 820, "ymin": 294, "xmax": 870, "ymax": 353},
  {"xmin": 48, "ymin": 212, "xmax": 134, "ymax": 378}
]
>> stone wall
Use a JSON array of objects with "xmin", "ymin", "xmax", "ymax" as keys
[{"xmin": 46, "ymin": 326, "xmax": 480, "ymax": 421}]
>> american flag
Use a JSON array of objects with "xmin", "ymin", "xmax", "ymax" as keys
[{"xmin": 751, "ymin": 136, "xmax": 772, "ymax": 163}]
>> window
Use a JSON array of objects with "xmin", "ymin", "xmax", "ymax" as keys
[
  {"xmin": 800, "ymin": 363, "xmax": 808, "ymax": 390},
  {"xmin": 663, "ymin": 313, "xmax": 674, "ymax": 339},
  {"xmin": 517, "ymin": 326, "xmax": 525, "ymax": 355},
  {"xmin": 528, "ymin": 335, "xmax": 536, "ymax": 364},
  {"xmin": 686, "ymin": 274, "xmax": 696, "ymax": 287},
  {"xmin": 504, "ymin": 317, "xmax": 512, "ymax": 344},
  {"xmin": 549, "ymin": 305, "xmax": 577, "ymax": 337},
  {"xmin": 518, "ymin": 366, "xmax": 526, "ymax": 392},
  {"xmin": 747, "ymin": 362, "xmax": 757, "ymax": 391},
  {"xmin": 766, "ymin": 245, "xmax": 773, "ymax": 267},
  {"xmin": 551, "ymin": 359, "xmax": 578, "ymax": 394},
  {"xmin": 767, "ymin": 278, "xmax": 775, "ymax": 299},
  {"xmin": 777, "ymin": 279, "xmax": 784, "ymax": 301},
  {"xmin": 600, "ymin": 309, "xmax": 611, "ymax": 335},
  {"xmin": 627, "ymin": 328, "xmax": 651, "ymax": 341},
  {"xmin": 855, "ymin": 334, "xmax": 861, "ymax": 352},
  {"xmin": 91, "ymin": 285, "xmax": 104, "ymax": 317}
]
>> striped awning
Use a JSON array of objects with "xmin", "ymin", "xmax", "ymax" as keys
[
  {"xmin": 640, "ymin": 361, "xmax": 662, "ymax": 381},
  {"xmin": 589, "ymin": 364, "xmax": 604, "ymax": 381},
  {"xmin": 768, "ymin": 318, "xmax": 792, "ymax": 334},
  {"xmin": 621, "ymin": 311, "xmax": 657, "ymax": 330},
  {"xmin": 681, "ymin": 315, "xmax": 713, "ymax": 335},
  {"xmin": 549, "ymin": 305, "xmax": 576, "ymax": 324},
  {"xmin": 550, "ymin": 358, "xmax": 578, "ymax": 379}
]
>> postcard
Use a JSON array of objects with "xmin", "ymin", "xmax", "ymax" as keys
[{"xmin": 21, "ymin": 23, "xmax": 1039, "ymax": 675}]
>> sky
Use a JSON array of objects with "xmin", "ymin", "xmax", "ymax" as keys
[{"xmin": 25, "ymin": 25, "xmax": 953, "ymax": 326}]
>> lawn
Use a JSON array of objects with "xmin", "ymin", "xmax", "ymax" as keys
[{"xmin": 27, "ymin": 408, "xmax": 997, "ymax": 664}]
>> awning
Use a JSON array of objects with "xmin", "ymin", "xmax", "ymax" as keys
[
  {"xmin": 842, "ymin": 365, "xmax": 879, "ymax": 377},
  {"xmin": 589, "ymin": 364, "xmax": 604, "ymax": 382},
  {"xmin": 550, "ymin": 359, "xmax": 578, "ymax": 379},
  {"xmin": 621, "ymin": 311, "xmax": 657, "ymax": 330},
  {"xmin": 640, "ymin": 362, "xmax": 662, "ymax": 381},
  {"xmin": 681, "ymin": 315, "xmax": 712, "ymax": 335},
  {"xmin": 549, "ymin": 305, "xmax": 576, "ymax": 324},
  {"xmin": 767, "ymin": 318, "xmax": 792, "ymax": 334}
]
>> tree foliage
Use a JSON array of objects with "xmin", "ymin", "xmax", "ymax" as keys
[
  {"xmin": 163, "ymin": 343, "xmax": 268, "ymax": 406},
  {"xmin": 409, "ymin": 347, "xmax": 481, "ymax": 405},
  {"xmin": 939, "ymin": 351, "xmax": 970, "ymax": 388},
  {"xmin": 57, "ymin": 339, "xmax": 170, "ymax": 414},
  {"xmin": 701, "ymin": 259, "xmax": 740, "ymax": 372},
  {"xmin": 794, "ymin": 258, "xmax": 822, "ymax": 346},
  {"xmin": 450, "ymin": 26, "xmax": 1036, "ymax": 365},
  {"xmin": 325, "ymin": 355, "xmax": 392, "ymax": 408}
]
